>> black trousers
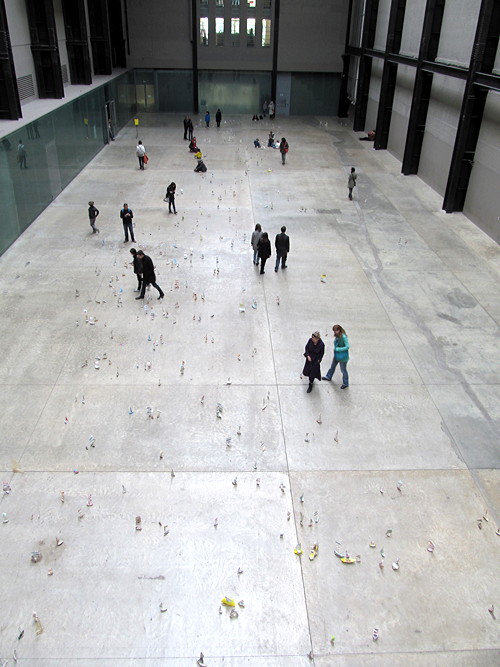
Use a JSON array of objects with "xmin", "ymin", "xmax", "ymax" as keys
[
  {"xmin": 260, "ymin": 257, "xmax": 268, "ymax": 274},
  {"xmin": 140, "ymin": 280, "xmax": 164, "ymax": 299},
  {"xmin": 123, "ymin": 221, "xmax": 135, "ymax": 241}
]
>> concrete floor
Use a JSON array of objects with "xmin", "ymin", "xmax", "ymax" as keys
[{"xmin": 0, "ymin": 114, "xmax": 499, "ymax": 666}]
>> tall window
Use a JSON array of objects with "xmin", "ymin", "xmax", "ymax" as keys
[
  {"xmin": 232, "ymin": 0, "xmax": 240, "ymax": 6},
  {"xmin": 247, "ymin": 18, "xmax": 255, "ymax": 46},
  {"xmin": 231, "ymin": 17, "xmax": 240, "ymax": 46},
  {"xmin": 200, "ymin": 17, "xmax": 208, "ymax": 46},
  {"xmin": 216, "ymin": 0, "xmax": 224, "ymax": 6},
  {"xmin": 262, "ymin": 19, "xmax": 271, "ymax": 47},
  {"xmin": 216, "ymin": 18, "xmax": 224, "ymax": 46}
]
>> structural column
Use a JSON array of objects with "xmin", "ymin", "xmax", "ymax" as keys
[
  {"xmin": 353, "ymin": 0, "xmax": 380, "ymax": 132},
  {"xmin": 443, "ymin": 0, "xmax": 500, "ymax": 212},
  {"xmin": 401, "ymin": 0, "xmax": 445, "ymax": 175},
  {"xmin": 62, "ymin": 0, "xmax": 92, "ymax": 85},
  {"xmin": 0, "ymin": 0, "xmax": 21, "ymax": 119},
  {"xmin": 25, "ymin": 0, "xmax": 64, "ymax": 99}
]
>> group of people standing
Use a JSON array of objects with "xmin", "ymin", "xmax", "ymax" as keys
[
  {"xmin": 251, "ymin": 224, "xmax": 290, "ymax": 274},
  {"xmin": 130, "ymin": 248, "xmax": 164, "ymax": 300}
]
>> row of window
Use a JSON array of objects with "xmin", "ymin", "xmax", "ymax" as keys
[
  {"xmin": 201, "ymin": 1, "xmax": 272, "ymax": 8},
  {"xmin": 200, "ymin": 17, "xmax": 271, "ymax": 47}
]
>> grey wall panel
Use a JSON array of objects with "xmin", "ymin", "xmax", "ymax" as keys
[
  {"xmin": 419, "ymin": 74, "xmax": 464, "ymax": 195},
  {"xmin": 277, "ymin": 0, "xmax": 346, "ymax": 72},
  {"xmin": 399, "ymin": 0, "xmax": 426, "ymax": 58},
  {"xmin": 463, "ymin": 92, "xmax": 500, "ymax": 243},
  {"xmin": 387, "ymin": 65, "xmax": 415, "ymax": 160},
  {"xmin": 494, "ymin": 38, "xmax": 500, "ymax": 73},
  {"xmin": 373, "ymin": 0, "xmax": 391, "ymax": 51},
  {"xmin": 127, "ymin": 0, "xmax": 192, "ymax": 68},
  {"xmin": 436, "ymin": 0, "xmax": 481, "ymax": 67},
  {"xmin": 366, "ymin": 59, "xmax": 383, "ymax": 131}
]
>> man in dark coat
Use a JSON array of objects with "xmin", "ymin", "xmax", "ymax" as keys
[
  {"xmin": 135, "ymin": 250, "xmax": 164, "ymax": 300},
  {"xmin": 303, "ymin": 332, "xmax": 325, "ymax": 393},
  {"xmin": 274, "ymin": 225, "xmax": 289, "ymax": 271},
  {"xmin": 130, "ymin": 248, "xmax": 143, "ymax": 292},
  {"xmin": 120, "ymin": 203, "xmax": 135, "ymax": 242},
  {"xmin": 215, "ymin": 109, "xmax": 222, "ymax": 128},
  {"xmin": 187, "ymin": 117, "xmax": 194, "ymax": 140},
  {"xmin": 183, "ymin": 116, "xmax": 189, "ymax": 140}
]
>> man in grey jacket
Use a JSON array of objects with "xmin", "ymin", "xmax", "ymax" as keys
[{"xmin": 274, "ymin": 226, "xmax": 290, "ymax": 271}]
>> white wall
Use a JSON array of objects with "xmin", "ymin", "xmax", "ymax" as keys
[
  {"xmin": 373, "ymin": 0, "xmax": 391, "ymax": 51},
  {"xmin": 436, "ymin": 0, "xmax": 481, "ymax": 67},
  {"xmin": 418, "ymin": 74, "xmax": 464, "ymax": 195},
  {"xmin": 387, "ymin": 64, "xmax": 414, "ymax": 160},
  {"xmin": 399, "ymin": 0, "xmax": 425, "ymax": 58}
]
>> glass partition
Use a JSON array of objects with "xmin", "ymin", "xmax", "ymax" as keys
[
  {"xmin": 0, "ymin": 71, "xmax": 135, "ymax": 256},
  {"xmin": 198, "ymin": 70, "xmax": 271, "ymax": 113}
]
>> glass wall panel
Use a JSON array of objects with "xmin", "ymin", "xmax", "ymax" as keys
[
  {"xmin": 199, "ymin": 70, "xmax": 271, "ymax": 113},
  {"xmin": 157, "ymin": 70, "xmax": 194, "ymax": 112},
  {"xmin": 289, "ymin": 72, "xmax": 341, "ymax": 115},
  {"xmin": 0, "ymin": 71, "xmax": 134, "ymax": 256}
]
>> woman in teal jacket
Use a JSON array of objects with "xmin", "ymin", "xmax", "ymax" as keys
[{"xmin": 322, "ymin": 324, "xmax": 349, "ymax": 388}]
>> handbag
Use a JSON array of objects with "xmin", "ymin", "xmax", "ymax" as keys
[{"xmin": 143, "ymin": 154, "xmax": 149, "ymax": 164}]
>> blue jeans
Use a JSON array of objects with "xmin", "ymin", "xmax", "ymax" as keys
[
  {"xmin": 253, "ymin": 249, "xmax": 259, "ymax": 264},
  {"xmin": 325, "ymin": 359, "xmax": 348, "ymax": 385}
]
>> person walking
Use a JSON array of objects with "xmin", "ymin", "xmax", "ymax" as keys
[
  {"xmin": 120, "ymin": 203, "xmax": 135, "ymax": 242},
  {"xmin": 205, "ymin": 110, "xmax": 211, "ymax": 127},
  {"xmin": 183, "ymin": 116, "xmax": 189, "ymax": 140},
  {"xmin": 17, "ymin": 139, "xmax": 27, "ymax": 169},
  {"xmin": 268, "ymin": 131, "xmax": 275, "ymax": 147},
  {"xmin": 165, "ymin": 182, "xmax": 177, "ymax": 214},
  {"xmin": 274, "ymin": 226, "xmax": 289, "ymax": 271},
  {"xmin": 136, "ymin": 140, "xmax": 146, "ymax": 170},
  {"xmin": 135, "ymin": 250, "xmax": 164, "ymax": 300},
  {"xmin": 215, "ymin": 109, "xmax": 222, "ymax": 128},
  {"xmin": 257, "ymin": 231, "xmax": 271, "ymax": 274},
  {"xmin": 187, "ymin": 117, "xmax": 194, "ymax": 140},
  {"xmin": 348, "ymin": 167, "xmax": 357, "ymax": 200},
  {"xmin": 130, "ymin": 248, "xmax": 143, "ymax": 292},
  {"xmin": 322, "ymin": 324, "xmax": 350, "ymax": 388},
  {"xmin": 88, "ymin": 201, "xmax": 100, "ymax": 234},
  {"xmin": 251, "ymin": 223, "xmax": 262, "ymax": 265},
  {"xmin": 279, "ymin": 137, "xmax": 289, "ymax": 165},
  {"xmin": 303, "ymin": 331, "xmax": 325, "ymax": 393}
]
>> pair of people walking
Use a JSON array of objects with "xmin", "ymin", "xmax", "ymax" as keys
[
  {"xmin": 133, "ymin": 249, "xmax": 164, "ymax": 300},
  {"xmin": 251, "ymin": 224, "xmax": 290, "ymax": 274},
  {"xmin": 303, "ymin": 325, "xmax": 350, "ymax": 393}
]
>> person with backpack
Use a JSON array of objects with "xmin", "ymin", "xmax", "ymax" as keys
[{"xmin": 136, "ymin": 140, "xmax": 146, "ymax": 170}]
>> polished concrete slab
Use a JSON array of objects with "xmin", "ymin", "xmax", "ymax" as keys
[{"xmin": 0, "ymin": 114, "xmax": 499, "ymax": 665}]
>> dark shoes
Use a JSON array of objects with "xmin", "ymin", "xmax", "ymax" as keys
[
  {"xmin": 307, "ymin": 384, "xmax": 313, "ymax": 393},
  {"xmin": 274, "ymin": 268, "xmax": 278, "ymax": 272},
  {"xmin": 340, "ymin": 384, "xmax": 348, "ymax": 389},
  {"xmin": 157, "ymin": 295, "xmax": 164, "ymax": 300},
  {"xmin": 135, "ymin": 296, "xmax": 144, "ymax": 300},
  {"xmin": 322, "ymin": 376, "xmax": 331, "ymax": 381},
  {"xmin": 260, "ymin": 271, "xmax": 265, "ymax": 275}
]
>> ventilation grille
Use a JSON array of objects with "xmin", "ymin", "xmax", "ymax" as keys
[
  {"xmin": 17, "ymin": 74, "xmax": 35, "ymax": 101},
  {"xmin": 61, "ymin": 63, "xmax": 69, "ymax": 85}
]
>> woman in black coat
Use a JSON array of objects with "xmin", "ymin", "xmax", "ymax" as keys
[
  {"xmin": 257, "ymin": 232, "xmax": 271, "ymax": 274},
  {"xmin": 303, "ymin": 331, "xmax": 325, "ymax": 393}
]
